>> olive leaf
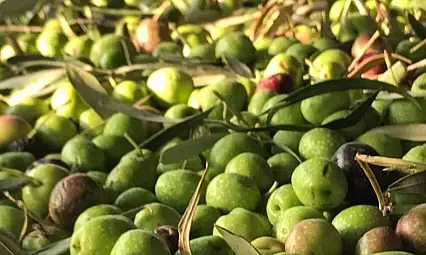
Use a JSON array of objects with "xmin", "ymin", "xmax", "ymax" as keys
[
  {"xmin": 0, "ymin": 69, "xmax": 65, "ymax": 90},
  {"xmin": 322, "ymin": 91, "xmax": 379, "ymax": 129},
  {"xmin": 160, "ymin": 133, "xmax": 227, "ymax": 164},
  {"xmin": 0, "ymin": 0, "xmax": 43, "ymax": 18},
  {"xmin": 367, "ymin": 124, "xmax": 426, "ymax": 141},
  {"xmin": 67, "ymin": 64, "xmax": 175, "ymax": 123},
  {"xmin": 0, "ymin": 178, "xmax": 30, "ymax": 192},
  {"xmin": 178, "ymin": 163, "xmax": 210, "ymax": 255},
  {"xmin": 0, "ymin": 230, "xmax": 26, "ymax": 255},
  {"xmin": 29, "ymin": 237, "xmax": 71, "ymax": 255},
  {"xmin": 66, "ymin": 63, "xmax": 113, "ymax": 119},
  {"xmin": 139, "ymin": 107, "xmax": 214, "ymax": 151},
  {"xmin": 222, "ymin": 54, "xmax": 254, "ymax": 78},
  {"xmin": 387, "ymin": 171, "xmax": 426, "ymax": 194},
  {"xmin": 214, "ymin": 225, "xmax": 261, "ymax": 255},
  {"xmin": 408, "ymin": 14, "xmax": 426, "ymax": 38},
  {"xmin": 264, "ymin": 78, "xmax": 420, "ymax": 124},
  {"xmin": 206, "ymin": 119, "xmax": 314, "ymax": 133}
]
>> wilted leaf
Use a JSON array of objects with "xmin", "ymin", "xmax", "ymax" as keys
[
  {"xmin": 348, "ymin": 54, "xmax": 386, "ymax": 78},
  {"xmin": 264, "ymin": 78, "xmax": 419, "ymax": 124},
  {"xmin": 408, "ymin": 14, "xmax": 426, "ymax": 38},
  {"xmin": 222, "ymin": 54, "xmax": 254, "ymax": 78},
  {"xmin": 178, "ymin": 163, "xmax": 209, "ymax": 255},
  {"xmin": 322, "ymin": 91, "xmax": 379, "ymax": 129},
  {"xmin": 378, "ymin": 61, "xmax": 407, "ymax": 86},
  {"xmin": 0, "ymin": 0, "xmax": 42, "ymax": 18},
  {"xmin": 214, "ymin": 225, "xmax": 261, "ymax": 255},
  {"xmin": 182, "ymin": 9, "xmax": 223, "ymax": 24},
  {"xmin": 0, "ymin": 230, "xmax": 26, "ymax": 255},
  {"xmin": 0, "ymin": 69, "xmax": 65, "ymax": 90},
  {"xmin": 6, "ymin": 55, "xmax": 55, "ymax": 65},
  {"xmin": 66, "ymin": 64, "xmax": 113, "ymax": 119},
  {"xmin": 0, "ymin": 178, "xmax": 30, "ymax": 191},
  {"xmin": 29, "ymin": 237, "xmax": 71, "ymax": 255},
  {"xmin": 387, "ymin": 171, "xmax": 426, "ymax": 194},
  {"xmin": 139, "ymin": 107, "xmax": 214, "ymax": 151},
  {"xmin": 368, "ymin": 124, "xmax": 426, "ymax": 141},
  {"xmin": 161, "ymin": 133, "xmax": 227, "ymax": 164}
]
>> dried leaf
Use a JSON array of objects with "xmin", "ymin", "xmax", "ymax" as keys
[
  {"xmin": 387, "ymin": 171, "xmax": 426, "ymax": 194},
  {"xmin": 139, "ymin": 107, "xmax": 214, "ymax": 151},
  {"xmin": 368, "ymin": 124, "xmax": 426, "ymax": 141},
  {"xmin": 29, "ymin": 237, "xmax": 71, "ymax": 255},
  {"xmin": 222, "ymin": 55, "xmax": 254, "ymax": 78},
  {"xmin": 178, "ymin": 163, "xmax": 210, "ymax": 255},
  {"xmin": 0, "ymin": 178, "xmax": 30, "ymax": 191},
  {"xmin": 0, "ymin": 230, "xmax": 26, "ymax": 255},
  {"xmin": 161, "ymin": 133, "xmax": 227, "ymax": 164},
  {"xmin": 214, "ymin": 225, "xmax": 261, "ymax": 255}
]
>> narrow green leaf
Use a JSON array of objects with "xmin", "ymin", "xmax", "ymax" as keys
[
  {"xmin": 0, "ymin": 230, "xmax": 26, "ymax": 255},
  {"xmin": 66, "ymin": 64, "xmax": 113, "ymax": 119},
  {"xmin": 322, "ymin": 91, "xmax": 379, "ymax": 129},
  {"xmin": 214, "ymin": 225, "xmax": 261, "ymax": 255},
  {"xmin": 161, "ymin": 133, "xmax": 227, "ymax": 164},
  {"xmin": 29, "ymin": 237, "xmax": 71, "ymax": 255},
  {"xmin": 408, "ymin": 14, "xmax": 426, "ymax": 38},
  {"xmin": 139, "ymin": 107, "xmax": 214, "ymax": 151},
  {"xmin": 0, "ymin": 69, "xmax": 65, "ymax": 90},
  {"xmin": 0, "ymin": 178, "xmax": 30, "ymax": 191},
  {"xmin": 387, "ymin": 171, "xmax": 426, "ymax": 194},
  {"xmin": 265, "ymin": 78, "xmax": 420, "ymax": 124},
  {"xmin": 368, "ymin": 124, "xmax": 426, "ymax": 141},
  {"xmin": 222, "ymin": 54, "xmax": 254, "ymax": 78},
  {"xmin": 0, "ymin": 0, "xmax": 41, "ymax": 18}
]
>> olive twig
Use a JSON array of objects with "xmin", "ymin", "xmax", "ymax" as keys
[
  {"xmin": 17, "ymin": 200, "xmax": 29, "ymax": 243},
  {"xmin": 348, "ymin": 30, "xmax": 380, "ymax": 71},
  {"xmin": 410, "ymin": 38, "xmax": 426, "ymax": 53},
  {"xmin": 407, "ymin": 58, "xmax": 426, "ymax": 71}
]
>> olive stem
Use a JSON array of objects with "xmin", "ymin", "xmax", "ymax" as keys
[
  {"xmin": 18, "ymin": 200, "xmax": 29, "ymax": 243},
  {"xmin": 0, "ymin": 25, "xmax": 43, "ymax": 32},
  {"xmin": 124, "ymin": 133, "xmax": 144, "ymax": 158},
  {"xmin": 352, "ymin": 0, "xmax": 369, "ymax": 16},
  {"xmin": 410, "ymin": 37, "xmax": 426, "ymax": 53},
  {"xmin": 355, "ymin": 156, "xmax": 389, "ymax": 216},
  {"xmin": 0, "ymin": 167, "xmax": 42, "ymax": 187},
  {"xmin": 383, "ymin": 50, "xmax": 399, "ymax": 85}
]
